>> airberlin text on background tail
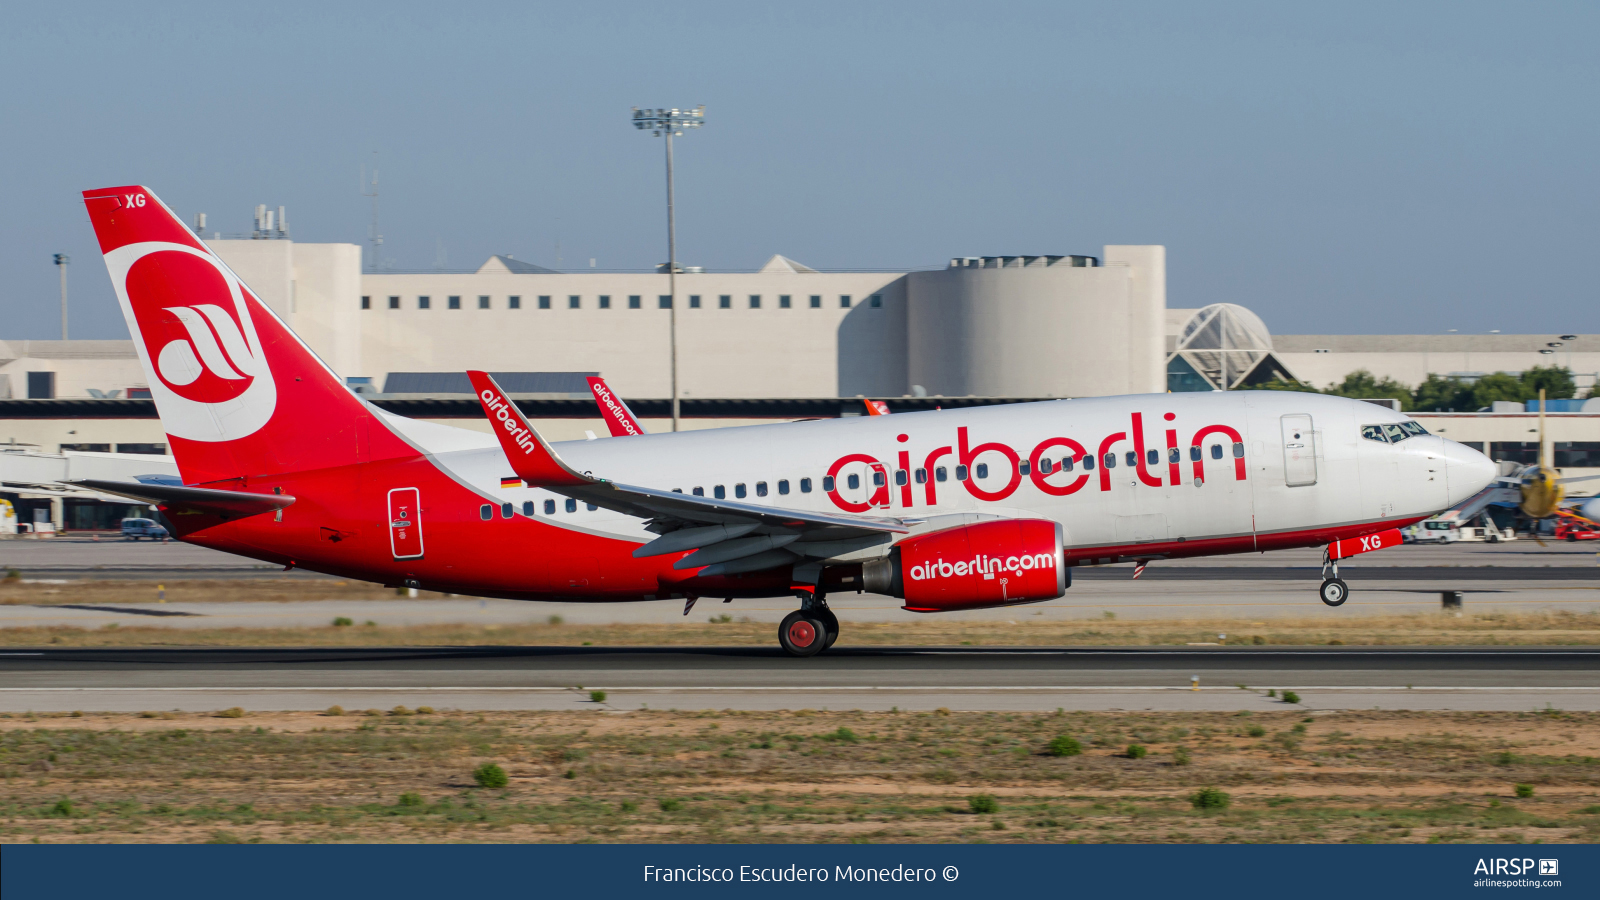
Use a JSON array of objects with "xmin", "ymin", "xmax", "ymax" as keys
[
  {"xmin": 586, "ymin": 376, "xmax": 647, "ymax": 437},
  {"xmin": 76, "ymin": 185, "xmax": 1500, "ymax": 655}
]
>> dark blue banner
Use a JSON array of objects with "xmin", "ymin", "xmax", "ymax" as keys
[{"xmin": 3, "ymin": 844, "xmax": 1593, "ymax": 899}]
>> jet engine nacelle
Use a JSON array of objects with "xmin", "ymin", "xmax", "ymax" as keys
[{"xmin": 861, "ymin": 519, "xmax": 1067, "ymax": 612}]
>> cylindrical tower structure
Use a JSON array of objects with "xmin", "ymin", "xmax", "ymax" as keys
[{"xmin": 905, "ymin": 251, "xmax": 1164, "ymax": 398}]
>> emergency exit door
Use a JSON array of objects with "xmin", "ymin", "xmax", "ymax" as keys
[
  {"xmin": 1281, "ymin": 415, "xmax": 1317, "ymax": 487},
  {"xmin": 388, "ymin": 487, "xmax": 424, "ymax": 559}
]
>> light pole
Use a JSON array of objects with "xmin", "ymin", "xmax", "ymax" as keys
[
  {"xmin": 53, "ymin": 254, "xmax": 69, "ymax": 340},
  {"xmin": 632, "ymin": 105, "xmax": 704, "ymax": 432}
]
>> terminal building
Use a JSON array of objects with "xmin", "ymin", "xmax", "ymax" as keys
[{"xmin": 2, "ymin": 230, "xmax": 1596, "ymax": 530}]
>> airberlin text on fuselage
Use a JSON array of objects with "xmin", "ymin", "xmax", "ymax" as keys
[
  {"xmin": 479, "ymin": 389, "xmax": 537, "ymax": 454},
  {"xmin": 825, "ymin": 411, "xmax": 1247, "ymax": 513}
]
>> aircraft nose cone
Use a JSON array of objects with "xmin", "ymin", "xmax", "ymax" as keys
[{"xmin": 1442, "ymin": 438, "xmax": 1496, "ymax": 506}]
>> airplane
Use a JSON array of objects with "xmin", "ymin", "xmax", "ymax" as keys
[
  {"xmin": 586, "ymin": 376, "xmax": 647, "ymax": 437},
  {"xmin": 1433, "ymin": 389, "xmax": 1600, "ymax": 541},
  {"xmin": 69, "ymin": 184, "xmax": 1499, "ymax": 656}
]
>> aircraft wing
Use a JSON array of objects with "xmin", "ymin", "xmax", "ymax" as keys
[
  {"xmin": 1556, "ymin": 473, "xmax": 1600, "ymax": 485},
  {"xmin": 469, "ymin": 370, "xmax": 906, "ymax": 575},
  {"xmin": 586, "ymin": 376, "xmax": 647, "ymax": 436}
]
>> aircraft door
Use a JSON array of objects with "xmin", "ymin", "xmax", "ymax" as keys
[
  {"xmin": 387, "ymin": 487, "xmax": 424, "ymax": 559},
  {"xmin": 1281, "ymin": 415, "xmax": 1317, "ymax": 487}
]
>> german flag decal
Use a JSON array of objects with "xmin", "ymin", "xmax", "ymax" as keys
[{"xmin": 500, "ymin": 476, "xmax": 522, "ymax": 489}]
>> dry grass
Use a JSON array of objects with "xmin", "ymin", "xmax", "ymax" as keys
[
  {"xmin": 4, "ymin": 609, "xmax": 1600, "ymax": 648},
  {"xmin": 2, "ymin": 708, "xmax": 1597, "ymax": 844},
  {"xmin": 0, "ymin": 578, "xmax": 400, "ymax": 606}
]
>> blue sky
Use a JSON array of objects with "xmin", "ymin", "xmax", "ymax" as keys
[{"xmin": 2, "ymin": 0, "xmax": 1596, "ymax": 339}]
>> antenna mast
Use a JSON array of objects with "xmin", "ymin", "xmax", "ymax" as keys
[{"xmin": 361, "ymin": 154, "xmax": 382, "ymax": 271}]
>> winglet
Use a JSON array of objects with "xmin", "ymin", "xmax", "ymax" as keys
[
  {"xmin": 468, "ymin": 371, "xmax": 591, "ymax": 486},
  {"xmin": 586, "ymin": 376, "xmax": 647, "ymax": 436}
]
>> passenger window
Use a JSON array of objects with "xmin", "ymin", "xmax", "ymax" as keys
[
  {"xmin": 756, "ymin": 481, "xmax": 768, "ymax": 497},
  {"xmin": 1232, "ymin": 442, "xmax": 1245, "ymax": 458},
  {"xmin": 1382, "ymin": 424, "xmax": 1407, "ymax": 443},
  {"xmin": 1210, "ymin": 444, "xmax": 1223, "ymax": 460},
  {"xmin": 587, "ymin": 503, "xmax": 597, "ymax": 511},
  {"xmin": 1081, "ymin": 454, "xmax": 1094, "ymax": 471},
  {"xmin": 1125, "ymin": 451, "xmax": 1137, "ymax": 467},
  {"xmin": 777, "ymin": 480, "xmax": 789, "ymax": 495},
  {"xmin": 955, "ymin": 465, "xmax": 968, "ymax": 481},
  {"xmin": 565, "ymin": 498, "xmax": 577, "ymax": 513},
  {"xmin": 692, "ymin": 487, "xmax": 704, "ymax": 496},
  {"xmin": 480, "ymin": 504, "xmax": 493, "ymax": 521},
  {"xmin": 1190, "ymin": 446, "xmax": 1202, "ymax": 461},
  {"xmin": 714, "ymin": 485, "xmax": 726, "ymax": 499},
  {"xmin": 1147, "ymin": 449, "xmax": 1159, "ymax": 466},
  {"xmin": 1103, "ymin": 453, "xmax": 1116, "ymax": 468},
  {"xmin": 501, "ymin": 502, "xmax": 513, "ymax": 518},
  {"xmin": 734, "ymin": 483, "xmax": 747, "ymax": 499},
  {"xmin": 1038, "ymin": 457, "xmax": 1052, "ymax": 475},
  {"xmin": 1168, "ymin": 448, "xmax": 1180, "ymax": 464},
  {"xmin": 894, "ymin": 469, "xmax": 907, "ymax": 486},
  {"xmin": 935, "ymin": 467, "xmax": 948, "ymax": 482},
  {"xmin": 800, "ymin": 478, "xmax": 813, "ymax": 493},
  {"xmin": 821, "ymin": 476, "xmax": 834, "ymax": 492},
  {"xmin": 846, "ymin": 474, "xmax": 860, "ymax": 490},
  {"xmin": 522, "ymin": 501, "xmax": 533, "ymax": 516},
  {"xmin": 976, "ymin": 463, "xmax": 989, "ymax": 479},
  {"xmin": 544, "ymin": 499, "xmax": 555, "ymax": 515},
  {"xmin": 1062, "ymin": 456, "xmax": 1074, "ymax": 472},
  {"xmin": 872, "ymin": 470, "xmax": 885, "ymax": 487},
  {"xmin": 914, "ymin": 468, "xmax": 927, "ymax": 484},
  {"xmin": 1018, "ymin": 460, "xmax": 1030, "ymax": 475},
  {"xmin": 672, "ymin": 488, "xmax": 683, "ymax": 493}
]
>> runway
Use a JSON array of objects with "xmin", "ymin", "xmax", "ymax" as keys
[{"xmin": 3, "ymin": 646, "xmax": 1596, "ymax": 713}]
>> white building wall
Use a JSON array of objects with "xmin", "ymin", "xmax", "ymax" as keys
[
  {"xmin": 1105, "ymin": 245, "xmax": 1167, "ymax": 394},
  {"xmin": 0, "ymin": 341, "xmax": 146, "ymax": 400},
  {"xmin": 357, "ymin": 271, "xmax": 906, "ymax": 398}
]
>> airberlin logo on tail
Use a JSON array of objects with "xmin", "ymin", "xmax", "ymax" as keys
[
  {"xmin": 105, "ymin": 241, "xmax": 277, "ymax": 444},
  {"xmin": 909, "ymin": 553, "xmax": 1055, "ymax": 583},
  {"xmin": 480, "ymin": 389, "xmax": 538, "ymax": 454},
  {"xmin": 590, "ymin": 382, "xmax": 641, "ymax": 435},
  {"xmin": 156, "ymin": 304, "xmax": 260, "ymax": 392}
]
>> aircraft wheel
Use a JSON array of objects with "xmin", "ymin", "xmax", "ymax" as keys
[
  {"xmin": 778, "ymin": 610, "xmax": 826, "ymax": 657},
  {"xmin": 1319, "ymin": 578, "xmax": 1349, "ymax": 607},
  {"xmin": 813, "ymin": 607, "xmax": 840, "ymax": 649},
  {"xmin": 1566, "ymin": 534, "xmax": 1577, "ymax": 543}
]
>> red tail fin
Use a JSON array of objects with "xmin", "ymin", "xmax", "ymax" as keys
[
  {"xmin": 585, "ymin": 376, "xmax": 647, "ymax": 436},
  {"xmin": 83, "ymin": 185, "xmax": 377, "ymax": 485}
]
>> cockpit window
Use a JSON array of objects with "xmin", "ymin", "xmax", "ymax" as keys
[{"xmin": 1366, "ymin": 421, "xmax": 1429, "ymax": 444}]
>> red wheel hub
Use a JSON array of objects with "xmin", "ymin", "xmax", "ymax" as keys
[{"xmin": 787, "ymin": 619, "xmax": 817, "ymax": 648}]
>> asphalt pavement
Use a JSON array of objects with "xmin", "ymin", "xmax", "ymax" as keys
[{"xmin": 1, "ymin": 646, "xmax": 1595, "ymax": 713}]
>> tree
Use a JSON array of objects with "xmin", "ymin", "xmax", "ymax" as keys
[
  {"xmin": 1520, "ymin": 365, "xmax": 1575, "ymax": 400},
  {"xmin": 1413, "ymin": 374, "xmax": 1475, "ymax": 412},
  {"xmin": 1320, "ymin": 369, "xmax": 1414, "ymax": 411},
  {"xmin": 1470, "ymin": 372, "xmax": 1530, "ymax": 407},
  {"xmin": 1249, "ymin": 377, "xmax": 1320, "ymax": 394}
]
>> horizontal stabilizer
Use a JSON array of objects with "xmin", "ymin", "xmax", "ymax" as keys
[{"xmin": 70, "ymin": 479, "xmax": 294, "ymax": 519}]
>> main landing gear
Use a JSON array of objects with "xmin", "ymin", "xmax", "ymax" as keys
[
  {"xmin": 779, "ymin": 591, "xmax": 839, "ymax": 658},
  {"xmin": 1318, "ymin": 552, "xmax": 1348, "ymax": 607}
]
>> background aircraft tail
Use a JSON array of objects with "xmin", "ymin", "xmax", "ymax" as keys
[
  {"xmin": 82, "ymin": 185, "xmax": 389, "ymax": 485},
  {"xmin": 586, "ymin": 376, "xmax": 647, "ymax": 436}
]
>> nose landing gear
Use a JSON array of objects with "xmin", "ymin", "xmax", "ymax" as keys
[
  {"xmin": 1318, "ymin": 550, "xmax": 1348, "ymax": 607},
  {"xmin": 1319, "ymin": 577, "xmax": 1348, "ymax": 606}
]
